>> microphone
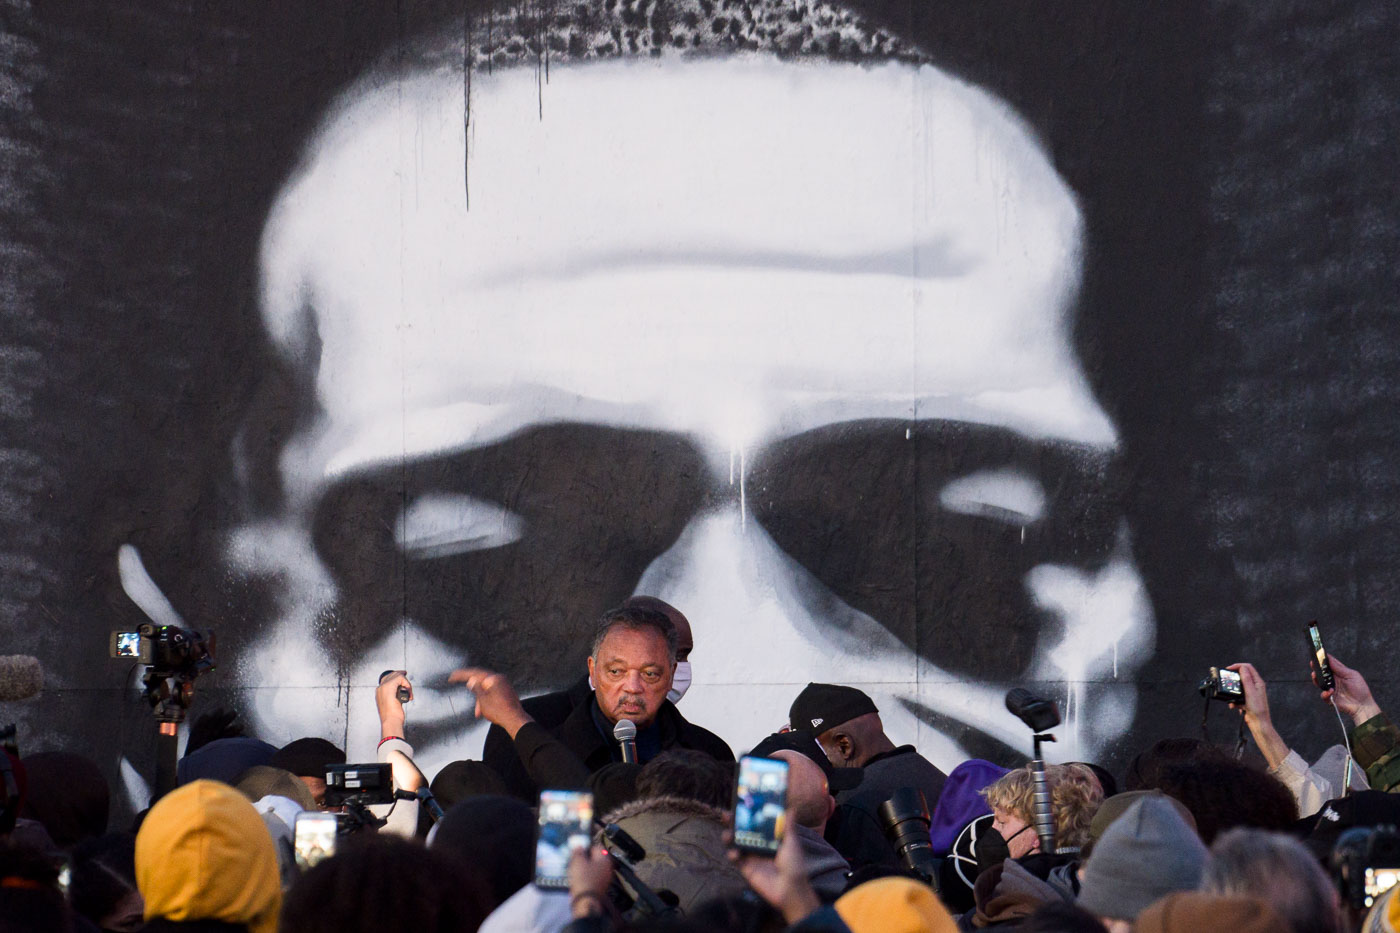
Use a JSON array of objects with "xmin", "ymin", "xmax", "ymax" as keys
[
  {"xmin": 614, "ymin": 719, "xmax": 638, "ymax": 764},
  {"xmin": 1005, "ymin": 688, "xmax": 1061, "ymax": 733},
  {"xmin": 0, "ymin": 656, "xmax": 42, "ymax": 701}
]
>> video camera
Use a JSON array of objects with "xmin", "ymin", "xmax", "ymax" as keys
[
  {"xmin": 323, "ymin": 763, "xmax": 395, "ymax": 808},
  {"xmin": 110, "ymin": 623, "xmax": 216, "ymax": 729},
  {"xmin": 1333, "ymin": 825, "xmax": 1400, "ymax": 910},
  {"xmin": 323, "ymin": 763, "xmax": 396, "ymax": 834},
  {"xmin": 110, "ymin": 623, "xmax": 214, "ymax": 676}
]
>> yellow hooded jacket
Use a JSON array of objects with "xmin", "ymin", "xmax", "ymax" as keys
[{"xmin": 136, "ymin": 779, "xmax": 282, "ymax": 933}]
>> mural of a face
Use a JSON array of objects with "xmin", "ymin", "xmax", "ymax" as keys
[{"xmin": 230, "ymin": 14, "xmax": 1154, "ymax": 774}]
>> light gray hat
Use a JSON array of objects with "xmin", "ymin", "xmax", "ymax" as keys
[{"xmin": 1077, "ymin": 795, "xmax": 1208, "ymax": 921}]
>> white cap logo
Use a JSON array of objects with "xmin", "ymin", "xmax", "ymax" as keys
[{"xmin": 811, "ymin": 718, "xmax": 823, "ymax": 728}]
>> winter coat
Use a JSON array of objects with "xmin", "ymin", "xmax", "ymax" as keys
[{"xmin": 602, "ymin": 794, "xmax": 749, "ymax": 913}]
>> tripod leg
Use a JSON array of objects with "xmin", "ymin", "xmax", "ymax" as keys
[{"xmin": 153, "ymin": 722, "xmax": 180, "ymax": 804}]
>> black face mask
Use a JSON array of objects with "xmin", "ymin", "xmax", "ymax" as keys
[{"xmin": 974, "ymin": 823, "xmax": 1032, "ymax": 875}]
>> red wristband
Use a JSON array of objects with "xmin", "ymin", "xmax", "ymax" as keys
[{"xmin": 377, "ymin": 735, "xmax": 403, "ymax": 748}]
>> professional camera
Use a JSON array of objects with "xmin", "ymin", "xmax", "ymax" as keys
[
  {"xmin": 323, "ymin": 763, "xmax": 397, "ymax": 834},
  {"xmin": 110, "ymin": 623, "xmax": 214, "ymax": 677},
  {"xmin": 1333, "ymin": 825, "xmax": 1400, "ymax": 910},
  {"xmin": 324, "ymin": 763, "xmax": 395, "ymax": 808},
  {"xmin": 879, "ymin": 786, "xmax": 941, "ymax": 888},
  {"xmin": 1197, "ymin": 666, "xmax": 1244, "ymax": 703}
]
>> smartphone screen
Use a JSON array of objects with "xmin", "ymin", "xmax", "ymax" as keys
[
  {"xmin": 1308, "ymin": 622, "xmax": 1335, "ymax": 691},
  {"xmin": 294, "ymin": 811, "xmax": 339, "ymax": 871},
  {"xmin": 733, "ymin": 755, "xmax": 790, "ymax": 855},
  {"xmin": 535, "ymin": 789, "xmax": 594, "ymax": 889},
  {"xmin": 1365, "ymin": 867, "xmax": 1400, "ymax": 907}
]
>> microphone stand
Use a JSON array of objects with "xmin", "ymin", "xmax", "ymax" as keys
[
  {"xmin": 1005, "ymin": 688, "xmax": 1063, "ymax": 856},
  {"xmin": 0, "ymin": 724, "xmax": 18, "ymax": 834},
  {"xmin": 1029, "ymin": 731, "xmax": 1057, "ymax": 855}
]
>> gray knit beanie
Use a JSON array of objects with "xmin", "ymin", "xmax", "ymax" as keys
[{"xmin": 1077, "ymin": 795, "xmax": 1208, "ymax": 920}]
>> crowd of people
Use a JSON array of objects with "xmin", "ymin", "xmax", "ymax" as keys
[{"xmin": 4, "ymin": 599, "xmax": 1400, "ymax": 932}]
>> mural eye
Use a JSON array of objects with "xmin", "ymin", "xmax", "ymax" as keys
[
  {"xmin": 395, "ymin": 492, "xmax": 525, "ymax": 558},
  {"xmin": 937, "ymin": 468, "xmax": 1046, "ymax": 524}
]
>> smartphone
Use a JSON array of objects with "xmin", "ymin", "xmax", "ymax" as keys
[
  {"xmin": 293, "ymin": 811, "xmax": 339, "ymax": 870},
  {"xmin": 535, "ymin": 789, "xmax": 594, "ymax": 889},
  {"xmin": 1366, "ymin": 867, "xmax": 1400, "ymax": 907},
  {"xmin": 109, "ymin": 631, "xmax": 148, "ymax": 662},
  {"xmin": 1308, "ymin": 621, "xmax": 1336, "ymax": 692},
  {"xmin": 732, "ymin": 755, "xmax": 790, "ymax": 856}
]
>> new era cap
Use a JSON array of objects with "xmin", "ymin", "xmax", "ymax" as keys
[{"xmin": 789, "ymin": 682, "xmax": 879, "ymax": 734}]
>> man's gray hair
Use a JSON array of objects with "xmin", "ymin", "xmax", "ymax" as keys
[
  {"xmin": 1202, "ymin": 827, "xmax": 1343, "ymax": 933},
  {"xmin": 590, "ymin": 606, "xmax": 678, "ymax": 664}
]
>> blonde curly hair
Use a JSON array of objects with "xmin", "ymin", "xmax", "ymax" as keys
[{"xmin": 981, "ymin": 762, "xmax": 1103, "ymax": 849}]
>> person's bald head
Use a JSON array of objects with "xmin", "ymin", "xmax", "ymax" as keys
[
  {"xmin": 621, "ymin": 596, "xmax": 692, "ymax": 662},
  {"xmin": 770, "ymin": 749, "xmax": 836, "ymax": 832},
  {"xmin": 816, "ymin": 712, "xmax": 896, "ymax": 769}
]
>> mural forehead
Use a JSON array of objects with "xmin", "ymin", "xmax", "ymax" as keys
[{"xmin": 263, "ymin": 55, "xmax": 1110, "ymax": 478}]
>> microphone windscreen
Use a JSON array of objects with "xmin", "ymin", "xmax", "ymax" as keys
[
  {"xmin": 613, "ymin": 719, "xmax": 637, "ymax": 742},
  {"xmin": 0, "ymin": 655, "xmax": 42, "ymax": 701}
]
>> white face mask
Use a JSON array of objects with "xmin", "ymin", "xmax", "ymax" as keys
[{"xmin": 667, "ymin": 660, "xmax": 693, "ymax": 704}]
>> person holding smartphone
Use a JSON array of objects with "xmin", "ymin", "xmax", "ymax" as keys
[
  {"xmin": 1229, "ymin": 647, "xmax": 1399, "ymax": 812},
  {"xmin": 1315, "ymin": 654, "xmax": 1400, "ymax": 795},
  {"xmin": 1225, "ymin": 662, "xmax": 1365, "ymax": 817}
]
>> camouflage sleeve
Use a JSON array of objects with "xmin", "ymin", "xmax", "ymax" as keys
[{"xmin": 1352, "ymin": 713, "xmax": 1400, "ymax": 793}]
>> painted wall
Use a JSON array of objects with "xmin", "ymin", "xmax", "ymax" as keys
[{"xmin": 2, "ymin": 0, "xmax": 1397, "ymax": 813}]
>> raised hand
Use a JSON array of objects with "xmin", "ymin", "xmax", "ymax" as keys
[
  {"xmin": 1323, "ymin": 655, "xmax": 1382, "ymax": 726},
  {"xmin": 1227, "ymin": 662, "xmax": 1288, "ymax": 768},
  {"xmin": 448, "ymin": 667, "xmax": 534, "ymax": 737}
]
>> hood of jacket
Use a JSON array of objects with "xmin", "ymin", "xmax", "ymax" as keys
[
  {"xmin": 135, "ymin": 780, "xmax": 282, "ymax": 933},
  {"xmin": 602, "ymin": 794, "xmax": 746, "ymax": 912},
  {"xmin": 971, "ymin": 857, "xmax": 1068, "ymax": 928}
]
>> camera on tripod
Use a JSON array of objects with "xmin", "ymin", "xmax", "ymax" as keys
[
  {"xmin": 1198, "ymin": 666, "xmax": 1244, "ymax": 703},
  {"xmin": 110, "ymin": 623, "xmax": 214, "ymax": 678}
]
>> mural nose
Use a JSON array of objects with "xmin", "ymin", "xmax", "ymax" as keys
[{"xmin": 630, "ymin": 503, "xmax": 925, "ymax": 752}]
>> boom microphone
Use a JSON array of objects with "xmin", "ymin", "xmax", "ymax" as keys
[
  {"xmin": 1005, "ymin": 688, "xmax": 1061, "ymax": 733},
  {"xmin": 614, "ymin": 719, "xmax": 638, "ymax": 764},
  {"xmin": 0, "ymin": 656, "xmax": 42, "ymax": 701}
]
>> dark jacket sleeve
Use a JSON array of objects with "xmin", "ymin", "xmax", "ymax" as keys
[
  {"xmin": 1352, "ymin": 712, "xmax": 1400, "ymax": 793},
  {"xmin": 512, "ymin": 721, "xmax": 593, "ymax": 791},
  {"xmin": 482, "ymin": 721, "xmax": 537, "ymax": 802}
]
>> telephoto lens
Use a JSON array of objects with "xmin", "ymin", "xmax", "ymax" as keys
[{"xmin": 878, "ymin": 786, "xmax": 941, "ymax": 889}]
